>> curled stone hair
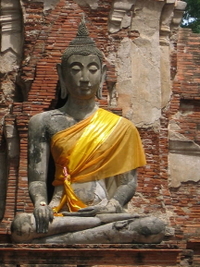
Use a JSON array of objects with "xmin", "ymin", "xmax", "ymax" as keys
[{"xmin": 61, "ymin": 18, "xmax": 104, "ymax": 66}]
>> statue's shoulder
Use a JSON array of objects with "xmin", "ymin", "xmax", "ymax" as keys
[
  {"xmin": 120, "ymin": 116, "xmax": 137, "ymax": 131},
  {"xmin": 100, "ymin": 108, "xmax": 137, "ymax": 130},
  {"xmin": 29, "ymin": 109, "xmax": 63, "ymax": 125},
  {"xmin": 29, "ymin": 109, "xmax": 73, "ymax": 138}
]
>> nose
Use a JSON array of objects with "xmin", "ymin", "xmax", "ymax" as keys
[{"xmin": 80, "ymin": 68, "xmax": 89, "ymax": 82}]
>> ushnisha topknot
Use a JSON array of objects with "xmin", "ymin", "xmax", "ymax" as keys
[{"xmin": 61, "ymin": 17, "xmax": 104, "ymax": 66}]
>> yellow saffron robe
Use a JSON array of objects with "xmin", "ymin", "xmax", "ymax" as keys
[{"xmin": 51, "ymin": 108, "xmax": 146, "ymax": 213}]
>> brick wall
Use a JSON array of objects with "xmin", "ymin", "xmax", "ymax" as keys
[{"xmin": 168, "ymin": 29, "xmax": 200, "ymax": 250}]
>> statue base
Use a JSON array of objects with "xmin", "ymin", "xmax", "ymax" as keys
[{"xmin": 0, "ymin": 243, "xmax": 187, "ymax": 266}]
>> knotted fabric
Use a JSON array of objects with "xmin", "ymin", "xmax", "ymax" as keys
[{"xmin": 51, "ymin": 108, "xmax": 146, "ymax": 213}]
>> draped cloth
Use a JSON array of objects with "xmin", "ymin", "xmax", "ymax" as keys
[{"xmin": 51, "ymin": 108, "xmax": 146, "ymax": 213}]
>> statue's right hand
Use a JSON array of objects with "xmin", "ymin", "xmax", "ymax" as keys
[{"xmin": 33, "ymin": 205, "xmax": 54, "ymax": 233}]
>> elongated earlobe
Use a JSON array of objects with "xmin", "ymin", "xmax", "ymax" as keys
[
  {"xmin": 57, "ymin": 64, "xmax": 68, "ymax": 99},
  {"xmin": 96, "ymin": 64, "xmax": 107, "ymax": 99}
]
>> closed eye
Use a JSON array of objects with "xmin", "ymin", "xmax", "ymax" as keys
[
  {"xmin": 71, "ymin": 65, "xmax": 81, "ymax": 74},
  {"xmin": 89, "ymin": 65, "xmax": 98, "ymax": 73}
]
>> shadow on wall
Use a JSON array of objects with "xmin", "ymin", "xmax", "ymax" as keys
[{"xmin": 0, "ymin": 135, "xmax": 7, "ymax": 221}]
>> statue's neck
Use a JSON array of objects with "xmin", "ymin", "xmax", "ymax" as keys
[{"xmin": 60, "ymin": 96, "xmax": 98, "ymax": 121}]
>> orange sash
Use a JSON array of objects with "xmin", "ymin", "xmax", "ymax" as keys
[{"xmin": 51, "ymin": 108, "xmax": 146, "ymax": 212}]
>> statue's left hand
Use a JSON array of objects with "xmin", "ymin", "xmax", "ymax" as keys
[
  {"xmin": 98, "ymin": 199, "xmax": 123, "ymax": 214},
  {"xmin": 33, "ymin": 205, "xmax": 54, "ymax": 233},
  {"xmin": 78, "ymin": 199, "xmax": 123, "ymax": 215}
]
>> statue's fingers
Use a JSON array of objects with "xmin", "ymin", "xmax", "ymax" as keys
[
  {"xmin": 49, "ymin": 211, "xmax": 54, "ymax": 222},
  {"xmin": 40, "ymin": 209, "xmax": 48, "ymax": 233},
  {"xmin": 37, "ymin": 208, "xmax": 46, "ymax": 233},
  {"xmin": 43, "ymin": 219, "xmax": 49, "ymax": 233},
  {"xmin": 36, "ymin": 216, "xmax": 41, "ymax": 233},
  {"xmin": 38, "ymin": 217, "xmax": 43, "ymax": 233},
  {"xmin": 44, "ymin": 207, "xmax": 53, "ymax": 232},
  {"xmin": 48, "ymin": 207, "xmax": 54, "ymax": 222},
  {"xmin": 34, "ymin": 210, "xmax": 41, "ymax": 233}
]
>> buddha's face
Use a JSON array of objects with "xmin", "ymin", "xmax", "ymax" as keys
[{"xmin": 61, "ymin": 54, "xmax": 103, "ymax": 100}]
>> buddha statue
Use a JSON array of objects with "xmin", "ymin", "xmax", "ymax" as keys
[{"xmin": 11, "ymin": 18, "xmax": 166, "ymax": 244}]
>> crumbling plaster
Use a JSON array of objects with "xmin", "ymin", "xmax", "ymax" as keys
[
  {"xmin": 36, "ymin": 0, "xmax": 99, "ymax": 11},
  {"xmin": 116, "ymin": 36, "xmax": 162, "ymax": 127},
  {"xmin": 107, "ymin": 0, "xmax": 186, "ymax": 127},
  {"xmin": 168, "ymin": 117, "xmax": 200, "ymax": 188},
  {"xmin": 169, "ymin": 153, "xmax": 200, "ymax": 188},
  {"xmin": 0, "ymin": 0, "xmax": 23, "ymax": 104},
  {"xmin": 34, "ymin": 0, "xmax": 60, "ymax": 11},
  {"xmin": 0, "ymin": 0, "xmax": 23, "ymax": 220}
]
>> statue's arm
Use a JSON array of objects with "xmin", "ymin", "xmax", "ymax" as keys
[
  {"xmin": 28, "ymin": 113, "xmax": 53, "ymax": 233},
  {"xmin": 97, "ymin": 169, "xmax": 137, "ymax": 213},
  {"xmin": 112, "ymin": 169, "xmax": 137, "ymax": 207}
]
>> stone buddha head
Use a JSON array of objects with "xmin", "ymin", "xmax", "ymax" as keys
[{"xmin": 57, "ymin": 18, "xmax": 106, "ymax": 100}]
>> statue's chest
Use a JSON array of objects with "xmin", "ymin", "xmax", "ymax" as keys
[
  {"xmin": 73, "ymin": 180, "xmax": 108, "ymax": 205},
  {"xmin": 72, "ymin": 181, "xmax": 98, "ymax": 205},
  {"xmin": 47, "ymin": 115, "xmax": 77, "ymax": 138}
]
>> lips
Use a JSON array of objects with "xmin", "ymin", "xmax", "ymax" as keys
[{"xmin": 80, "ymin": 87, "xmax": 90, "ymax": 91}]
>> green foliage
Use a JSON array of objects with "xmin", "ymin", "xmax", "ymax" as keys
[{"xmin": 181, "ymin": 0, "xmax": 200, "ymax": 33}]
